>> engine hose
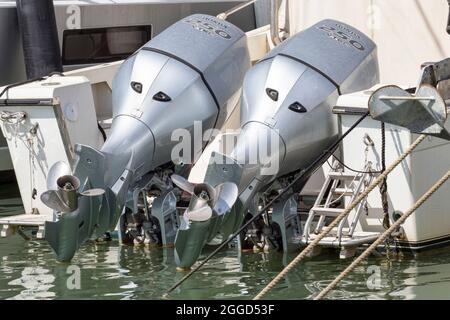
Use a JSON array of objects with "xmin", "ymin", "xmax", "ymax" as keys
[{"xmin": 98, "ymin": 123, "xmax": 107, "ymax": 142}]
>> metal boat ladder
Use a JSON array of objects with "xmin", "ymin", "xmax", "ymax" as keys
[{"xmin": 301, "ymin": 160, "xmax": 380, "ymax": 258}]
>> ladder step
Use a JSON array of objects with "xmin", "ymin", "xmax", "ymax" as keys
[
  {"xmin": 303, "ymin": 233, "xmax": 380, "ymax": 248},
  {"xmin": 311, "ymin": 207, "xmax": 345, "ymax": 217},
  {"xmin": 329, "ymin": 172, "xmax": 359, "ymax": 180},
  {"xmin": 332, "ymin": 188, "xmax": 355, "ymax": 196}
]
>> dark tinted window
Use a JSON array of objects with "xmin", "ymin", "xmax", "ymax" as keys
[{"xmin": 62, "ymin": 25, "xmax": 152, "ymax": 65}]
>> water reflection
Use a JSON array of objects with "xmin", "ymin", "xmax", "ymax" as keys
[
  {"xmin": 388, "ymin": 250, "xmax": 450, "ymax": 300},
  {"xmin": 2, "ymin": 235, "xmax": 450, "ymax": 300},
  {"xmin": 8, "ymin": 267, "xmax": 55, "ymax": 299}
]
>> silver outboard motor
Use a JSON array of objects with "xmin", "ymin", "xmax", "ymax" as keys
[
  {"xmin": 174, "ymin": 19, "xmax": 379, "ymax": 269},
  {"xmin": 41, "ymin": 14, "xmax": 250, "ymax": 261}
]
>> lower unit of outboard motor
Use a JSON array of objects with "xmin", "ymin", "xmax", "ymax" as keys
[
  {"xmin": 41, "ymin": 14, "xmax": 250, "ymax": 262},
  {"xmin": 174, "ymin": 19, "xmax": 380, "ymax": 269}
]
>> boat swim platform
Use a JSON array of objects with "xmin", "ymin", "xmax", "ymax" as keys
[{"xmin": 0, "ymin": 213, "xmax": 51, "ymax": 239}]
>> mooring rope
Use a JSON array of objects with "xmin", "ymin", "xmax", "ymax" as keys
[
  {"xmin": 0, "ymin": 111, "xmax": 27, "ymax": 124},
  {"xmin": 253, "ymin": 134, "xmax": 427, "ymax": 300},
  {"xmin": 314, "ymin": 168, "xmax": 450, "ymax": 300}
]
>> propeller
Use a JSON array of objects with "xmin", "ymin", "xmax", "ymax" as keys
[
  {"xmin": 41, "ymin": 161, "xmax": 106, "ymax": 213},
  {"xmin": 42, "ymin": 162, "xmax": 77, "ymax": 212},
  {"xmin": 171, "ymin": 175, "xmax": 238, "ymax": 223}
]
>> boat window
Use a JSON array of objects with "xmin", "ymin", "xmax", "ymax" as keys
[{"xmin": 62, "ymin": 25, "xmax": 152, "ymax": 65}]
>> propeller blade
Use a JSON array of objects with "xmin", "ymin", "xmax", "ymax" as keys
[
  {"xmin": 213, "ymin": 182, "xmax": 238, "ymax": 216},
  {"xmin": 46, "ymin": 161, "xmax": 71, "ymax": 190},
  {"xmin": 171, "ymin": 174, "xmax": 195, "ymax": 194},
  {"xmin": 186, "ymin": 206, "xmax": 213, "ymax": 222},
  {"xmin": 40, "ymin": 190, "xmax": 70, "ymax": 213}
]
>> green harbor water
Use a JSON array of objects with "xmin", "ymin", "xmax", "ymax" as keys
[{"xmin": 1, "ymin": 182, "xmax": 450, "ymax": 300}]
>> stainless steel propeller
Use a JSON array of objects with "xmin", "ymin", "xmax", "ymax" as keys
[
  {"xmin": 41, "ymin": 161, "xmax": 106, "ymax": 213},
  {"xmin": 171, "ymin": 175, "xmax": 238, "ymax": 223}
]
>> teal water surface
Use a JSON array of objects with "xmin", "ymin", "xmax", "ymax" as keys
[{"xmin": 1, "ymin": 184, "xmax": 450, "ymax": 300}]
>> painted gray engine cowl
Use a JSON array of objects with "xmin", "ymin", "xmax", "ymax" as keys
[
  {"xmin": 105, "ymin": 14, "xmax": 251, "ymax": 185},
  {"xmin": 238, "ymin": 19, "xmax": 379, "ymax": 181}
]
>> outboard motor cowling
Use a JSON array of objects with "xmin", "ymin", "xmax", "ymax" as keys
[
  {"xmin": 104, "ymin": 14, "xmax": 250, "ymax": 184},
  {"xmin": 239, "ymin": 19, "xmax": 379, "ymax": 179}
]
